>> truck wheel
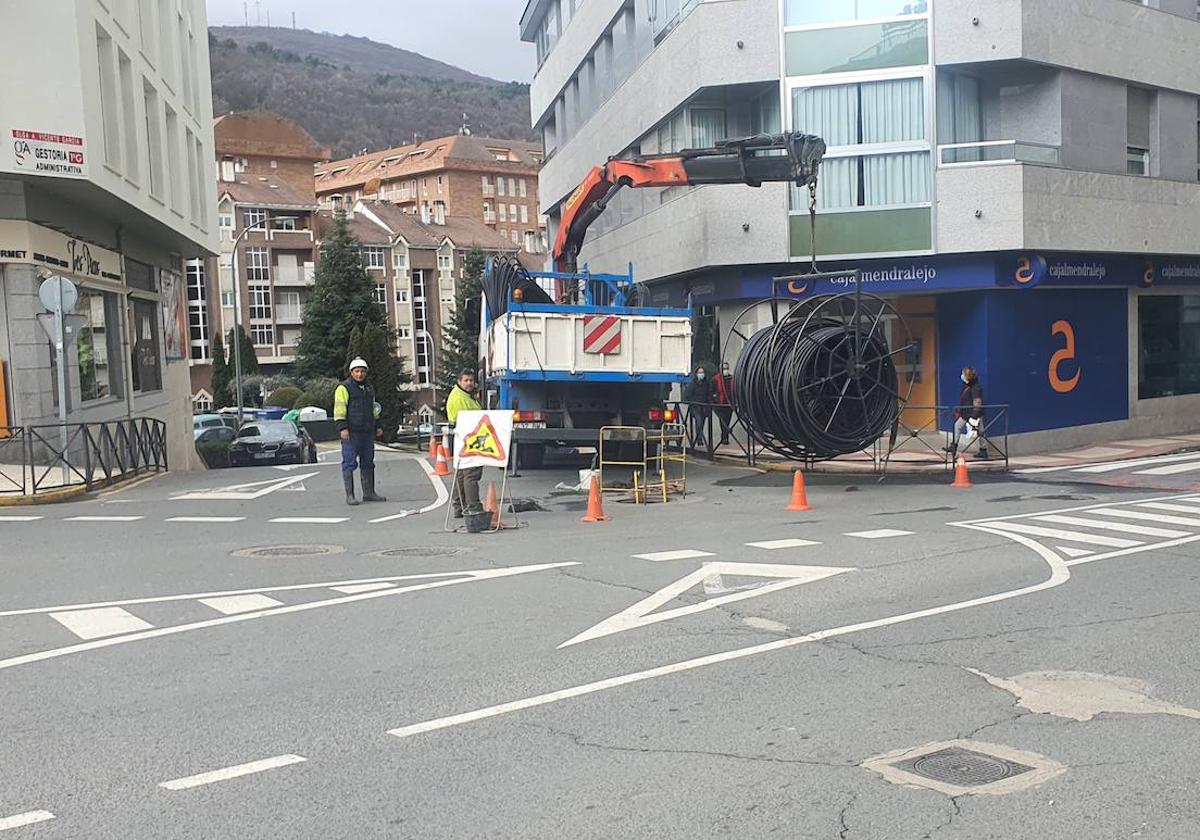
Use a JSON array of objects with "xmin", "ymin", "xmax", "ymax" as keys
[{"xmin": 517, "ymin": 444, "xmax": 545, "ymax": 469}]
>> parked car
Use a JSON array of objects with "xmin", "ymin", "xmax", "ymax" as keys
[
  {"xmin": 193, "ymin": 413, "xmax": 237, "ymax": 433},
  {"xmin": 194, "ymin": 426, "xmax": 237, "ymax": 468},
  {"xmin": 229, "ymin": 420, "xmax": 313, "ymax": 466}
]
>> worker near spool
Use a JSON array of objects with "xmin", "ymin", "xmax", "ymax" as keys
[
  {"xmin": 713, "ymin": 361, "xmax": 734, "ymax": 446},
  {"xmin": 446, "ymin": 369, "xmax": 484, "ymax": 519},
  {"xmin": 947, "ymin": 366, "xmax": 988, "ymax": 460},
  {"xmin": 333, "ymin": 357, "xmax": 386, "ymax": 506},
  {"xmin": 685, "ymin": 365, "xmax": 715, "ymax": 449}
]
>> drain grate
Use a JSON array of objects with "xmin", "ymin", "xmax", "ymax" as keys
[
  {"xmin": 370, "ymin": 546, "xmax": 466, "ymax": 558},
  {"xmin": 233, "ymin": 544, "xmax": 345, "ymax": 558},
  {"xmin": 892, "ymin": 747, "xmax": 1033, "ymax": 788}
]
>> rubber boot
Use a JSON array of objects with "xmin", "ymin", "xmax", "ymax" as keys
[
  {"xmin": 343, "ymin": 472, "xmax": 359, "ymax": 506},
  {"xmin": 361, "ymin": 469, "xmax": 387, "ymax": 502}
]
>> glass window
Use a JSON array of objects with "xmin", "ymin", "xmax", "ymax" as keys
[
  {"xmin": 438, "ymin": 253, "xmax": 453, "ymax": 270},
  {"xmin": 77, "ymin": 289, "xmax": 121, "ymax": 402},
  {"xmin": 398, "ymin": 326, "xmax": 411, "ymax": 340},
  {"xmin": 785, "ymin": 19, "xmax": 929, "ymax": 76},
  {"xmin": 786, "ymin": 0, "xmax": 927, "ymax": 26},
  {"xmin": 497, "ymin": 176, "xmax": 506, "ymax": 196},
  {"xmin": 396, "ymin": 288, "xmax": 410, "ymax": 304},
  {"xmin": 243, "ymin": 207, "xmax": 267, "ymax": 230},
  {"xmin": 273, "ymin": 215, "xmax": 297, "ymax": 231},
  {"xmin": 936, "ymin": 72, "xmax": 982, "ymax": 150},
  {"xmin": 793, "ymin": 78, "xmax": 924, "ymax": 147},
  {"xmin": 796, "ymin": 151, "xmax": 930, "ymax": 210},
  {"xmin": 373, "ymin": 283, "xmax": 388, "ymax": 305},
  {"xmin": 1139, "ymin": 295, "xmax": 1200, "ymax": 399},
  {"xmin": 131, "ymin": 298, "xmax": 162, "ymax": 393},
  {"xmin": 393, "ymin": 250, "xmax": 408, "ymax": 269},
  {"xmin": 186, "ymin": 261, "xmax": 209, "ymax": 361},
  {"xmin": 362, "ymin": 246, "xmax": 387, "ymax": 269},
  {"xmin": 520, "ymin": 205, "xmax": 529, "ymax": 224},
  {"xmin": 690, "ymin": 108, "xmax": 727, "ymax": 147},
  {"xmin": 250, "ymin": 324, "xmax": 274, "ymax": 347},
  {"xmin": 751, "ymin": 89, "xmax": 782, "ymax": 135},
  {"xmin": 499, "ymin": 204, "xmax": 508, "ymax": 222},
  {"xmin": 519, "ymin": 179, "xmax": 528, "ymax": 198},
  {"xmin": 245, "ymin": 247, "xmax": 269, "ymax": 282},
  {"xmin": 248, "ymin": 285, "xmax": 272, "ymax": 320}
]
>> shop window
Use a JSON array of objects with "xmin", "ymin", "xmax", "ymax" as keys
[
  {"xmin": 131, "ymin": 298, "xmax": 162, "ymax": 393},
  {"xmin": 78, "ymin": 289, "xmax": 122, "ymax": 402},
  {"xmin": 1139, "ymin": 295, "xmax": 1200, "ymax": 399}
]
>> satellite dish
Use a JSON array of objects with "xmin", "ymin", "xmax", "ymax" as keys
[{"xmin": 39, "ymin": 276, "xmax": 79, "ymax": 314}]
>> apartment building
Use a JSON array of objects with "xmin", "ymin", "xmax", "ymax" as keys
[
  {"xmin": 521, "ymin": 0, "xmax": 1200, "ymax": 451},
  {"xmin": 187, "ymin": 111, "xmax": 329, "ymax": 409},
  {"xmin": 314, "ymin": 133, "xmax": 549, "ymax": 257},
  {"xmin": 0, "ymin": 0, "xmax": 218, "ymax": 468}
]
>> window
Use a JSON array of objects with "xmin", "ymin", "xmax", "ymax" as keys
[
  {"xmin": 248, "ymin": 285, "xmax": 271, "ymax": 320},
  {"xmin": 362, "ymin": 246, "xmax": 387, "ymax": 269},
  {"xmin": 96, "ymin": 26, "xmax": 120, "ymax": 169},
  {"xmin": 751, "ymin": 88, "xmax": 782, "ymax": 136},
  {"xmin": 186, "ymin": 260, "xmax": 209, "ymax": 361},
  {"xmin": 373, "ymin": 283, "xmax": 388, "ymax": 305},
  {"xmin": 131, "ymin": 297, "xmax": 162, "ymax": 393},
  {"xmin": 785, "ymin": 0, "xmax": 927, "ymax": 26},
  {"xmin": 500, "ymin": 228, "xmax": 508, "ymax": 239},
  {"xmin": 520, "ymin": 205, "xmax": 529, "ymax": 224},
  {"xmin": 250, "ymin": 324, "xmax": 274, "ymax": 347},
  {"xmin": 519, "ymin": 179, "xmax": 528, "ymax": 198},
  {"xmin": 437, "ymin": 175, "xmax": 444, "ymax": 194},
  {"xmin": 243, "ymin": 207, "xmax": 267, "ymax": 230},
  {"xmin": 509, "ymin": 204, "xmax": 518, "ymax": 222},
  {"xmin": 78, "ymin": 289, "xmax": 121, "ymax": 401},
  {"xmin": 143, "ymin": 79, "xmax": 164, "ymax": 198},
  {"xmin": 936, "ymin": 72, "xmax": 982, "ymax": 160},
  {"xmin": 245, "ymin": 247, "xmax": 269, "ymax": 282},
  {"xmin": 193, "ymin": 391, "xmax": 213, "ymax": 413},
  {"xmin": 437, "ymin": 253, "xmax": 453, "ymax": 270},
  {"xmin": 1127, "ymin": 87, "xmax": 1153, "ymax": 176},
  {"xmin": 397, "ymin": 326, "xmax": 412, "ymax": 340},
  {"xmin": 118, "ymin": 50, "xmax": 139, "ymax": 182},
  {"xmin": 273, "ymin": 215, "xmax": 297, "ymax": 231},
  {"xmin": 393, "ymin": 250, "xmax": 408, "ymax": 269},
  {"xmin": 221, "ymin": 290, "xmax": 236, "ymax": 308},
  {"xmin": 164, "ymin": 106, "xmax": 182, "ymax": 214},
  {"xmin": 277, "ymin": 291, "xmax": 301, "ymax": 321},
  {"xmin": 1139, "ymin": 295, "xmax": 1200, "ymax": 398},
  {"xmin": 396, "ymin": 288, "xmax": 410, "ymax": 304},
  {"xmin": 499, "ymin": 204, "xmax": 508, "ymax": 222},
  {"xmin": 511, "ymin": 230, "xmax": 519, "ymax": 245},
  {"xmin": 482, "ymin": 175, "xmax": 494, "ymax": 195},
  {"xmin": 497, "ymin": 176, "xmax": 506, "ymax": 196},
  {"xmin": 786, "ymin": 19, "xmax": 929, "ymax": 76}
]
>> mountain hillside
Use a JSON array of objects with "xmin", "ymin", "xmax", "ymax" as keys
[{"xmin": 208, "ymin": 27, "xmax": 537, "ymax": 158}]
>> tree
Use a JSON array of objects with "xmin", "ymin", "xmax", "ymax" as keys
[
  {"xmin": 266, "ymin": 386, "xmax": 303, "ymax": 409},
  {"xmin": 295, "ymin": 376, "xmax": 340, "ymax": 413},
  {"xmin": 210, "ymin": 334, "xmax": 232, "ymax": 409},
  {"xmin": 438, "ymin": 247, "xmax": 487, "ymax": 392},
  {"xmin": 346, "ymin": 323, "xmax": 413, "ymax": 443},
  {"xmin": 296, "ymin": 209, "xmax": 387, "ymax": 380}
]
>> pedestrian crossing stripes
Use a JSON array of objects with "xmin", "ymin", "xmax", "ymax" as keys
[{"xmin": 1017, "ymin": 451, "xmax": 1200, "ymax": 477}]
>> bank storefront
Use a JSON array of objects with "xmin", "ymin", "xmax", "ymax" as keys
[{"xmin": 656, "ymin": 251, "xmax": 1200, "ymax": 446}]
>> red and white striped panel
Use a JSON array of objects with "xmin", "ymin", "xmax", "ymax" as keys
[{"xmin": 582, "ymin": 315, "xmax": 622, "ymax": 354}]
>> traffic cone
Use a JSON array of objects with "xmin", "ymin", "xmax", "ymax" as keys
[
  {"xmin": 786, "ymin": 470, "xmax": 812, "ymax": 512},
  {"xmin": 951, "ymin": 456, "xmax": 972, "ymax": 489},
  {"xmin": 434, "ymin": 445, "xmax": 451, "ymax": 477},
  {"xmin": 581, "ymin": 475, "xmax": 610, "ymax": 522},
  {"xmin": 485, "ymin": 480, "xmax": 503, "ymax": 529},
  {"xmin": 428, "ymin": 432, "xmax": 439, "ymax": 462}
]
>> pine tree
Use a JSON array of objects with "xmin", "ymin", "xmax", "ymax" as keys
[
  {"xmin": 223, "ymin": 325, "xmax": 259, "ymax": 406},
  {"xmin": 210, "ymin": 334, "xmax": 232, "ymax": 409},
  {"xmin": 345, "ymin": 322, "xmax": 413, "ymax": 443},
  {"xmin": 437, "ymin": 247, "xmax": 487, "ymax": 392},
  {"xmin": 296, "ymin": 209, "xmax": 387, "ymax": 380}
]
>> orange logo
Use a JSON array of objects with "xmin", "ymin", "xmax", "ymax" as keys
[
  {"xmin": 1142, "ymin": 261, "xmax": 1155, "ymax": 287},
  {"xmin": 1015, "ymin": 254, "xmax": 1046, "ymax": 287},
  {"xmin": 1049, "ymin": 320, "xmax": 1081, "ymax": 394},
  {"xmin": 787, "ymin": 279, "xmax": 808, "ymax": 295}
]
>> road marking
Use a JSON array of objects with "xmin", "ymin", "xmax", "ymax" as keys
[
  {"xmin": 49, "ymin": 606, "xmax": 153, "ymax": 640},
  {"xmin": 199, "ymin": 594, "xmax": 284, "ymax": 615},
  {"xmin": 1134, "ymin": 460, "xmax": 1200, "ymax": 476},
  {"xmin": 1088, "ymin": 508, "xmax": 1200, "ymax": 527},
  {"xmin": 64, "ymin": 515, "xmax": 143, "ymax": 522},
  {"xmin": 845, "ymin": 529, "xmax": 915, "ymax": 539},
  {"xmin": 745, "ymin": 539, "xmax": 821, "ymax": 550},
  {"xmin": 0, "ymin": 516, "xmax": 42, "ymax": 522},
  {"xmin": 370, "ymin": 455, "xmax": 450, "ymax": 523},
  {"xmin": 631, "ymin": 549, "xmax": 715, "ymax": 562},
  {"xmin": 559, "ymin": 562, "xmax": 854, "ymax": 648},
  {"xmin": 980, "ymin": 521, "xmax": 1142, "ymax": 548},
  {"xmin": 159, "ymin": 754, "xmax": 306, "ymax": 791},
  {"xmin": 165, "ymin": 516, "xmax": 246, "ymax": 523},
  {"xmin": 1138, "ymin": 502, "xmax": 1200, "ymax": 515},
  {"xmin": 1033, "ymin": 514, "xmax": 1189, "ymax": 539},
  {"xmin": 390, "ymin": 541, "xmax": 1070, "ymax": 739},
  {"xmin": 331, "ymin": 582, "xmax": 395, "ymax": 594},
  {"xmin": 0, "ymin": 811, "xmax": 54, "ymax": 831},
  {"xmin": 1054, "ymin": 546, "xmax": 1093, "ymax": 559},
  {"xmin": 173, "ymin": 472, "xmax": 318, "ymax": 501},
  {"xmin": 269, "ymin": 517, "xmax": 348, "ymax": 524},
  {"xmin": 1015, "ymin": 451, "xmax": 1200, "ymax": 475},
  {"xmin": 0, "ymin": 563, "xmax": 576, "ymax": 672}
]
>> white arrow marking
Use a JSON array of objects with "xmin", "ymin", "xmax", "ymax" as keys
[
  {"xmin": 559, "ymin": 562, "xmax": 854, "ymax": 648},
  {"xmin": 173, "ymin": 472, "xmax": 318, "ymax": 500}
]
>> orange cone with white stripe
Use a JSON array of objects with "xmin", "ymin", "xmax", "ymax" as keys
[
  {"xmin": 581, "ymin": 475, "xmax": 610, "ymax": 523},
  {"xmin": 951, "ymin": 455, "xmax": 972, "ymax": 489},
  {"xmin": 786, "ymin": 470, "xmax": 812, "ymax": 512},
  {"xmin": 434, "ymin": 444, "xmax": 452, "ymax": 477}
]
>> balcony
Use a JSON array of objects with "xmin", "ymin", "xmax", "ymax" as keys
[
  {"xmin": 275, "ymin": 304, "xmax": 303, "ymax": 323},
  {"xmin": 938, "ymin": 140, "xmax": 1061, "ymax": 168},
  {"xmin": 273, "ymin": 263, "xmax": 316, "ymax": 286},
  {"xmin": 265, "ymin": 227, "xmax": 315, "ymax": 244}
]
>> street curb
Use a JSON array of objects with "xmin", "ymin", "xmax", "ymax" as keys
[
  {"xmin": 0, "ymin": 469, "xmax": 164, "ymax": 507},
  {"xmin": 710, "ymin": 453, "xmax": 1008, "ymax": 476}
]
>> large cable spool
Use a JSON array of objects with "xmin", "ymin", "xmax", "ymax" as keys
[{"xmin": 724, "ymin": 292, "xmax": 915, "ymax": 461}]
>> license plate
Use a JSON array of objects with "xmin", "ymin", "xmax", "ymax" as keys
[
  {"xmin": 253, "ymin": 452, "xmax": 272, "ymax": 460},
  {"xmin": 514, "ymin": 422, "xmax": 547, "ymax": 429}
]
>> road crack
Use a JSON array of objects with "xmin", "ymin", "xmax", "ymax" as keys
[{"xmin": 837, "ymin": 792, "xmax": 858, "ymax": 839}]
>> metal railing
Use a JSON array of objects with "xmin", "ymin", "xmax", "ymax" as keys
[
  {"xmin": 937, "ymin": 140, "xmax": 1061, "ymax": 168},
  {"xmin": 667, "ymin": 400, "xmax": 763, "ymax": 466},
  {"xmin": 0, "ymin": 418, "xmax": 168, "ymax": 496},
  {"xmin": 877, "ymin": 404, "xmax": 1010, "ymax": 475}
]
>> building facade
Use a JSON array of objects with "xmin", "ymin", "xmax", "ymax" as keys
[
  {"xmin": 0, "ymin": 0, "xmax": 218, "ymax": 469},
  {"xmin": 521, "ymin": 0, "xmax": 1200, "ymax": 450},
  {"xmin": 314, "ymin": 133, "xmax": 549, "ymax": 257},
  {"xmin": 187, "ymin": 112, "xmax": 329, "ymax": 410}
]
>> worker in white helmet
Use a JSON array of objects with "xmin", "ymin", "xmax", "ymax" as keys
[{"xmin": 333, "ymin": 357, "xmax": 386, "ymax": 505}]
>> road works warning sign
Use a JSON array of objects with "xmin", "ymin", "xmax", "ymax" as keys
[
  {"xmin": 11, "ymin": 130, "xmax": 87, "ymax": 178},
  {"xmin": 453, "ymin": 410, "xmax": 513, "ymax": 469}
]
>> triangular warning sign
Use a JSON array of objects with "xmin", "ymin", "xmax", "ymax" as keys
[
  {"xmin": 461, "ymin": 415, "xmax": 507, "ymax": 463},
  {"xmin": 558, "ymin": 562, "xmax": 854, "ymax": 648}
]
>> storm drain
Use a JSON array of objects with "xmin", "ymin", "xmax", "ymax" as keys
[
  {"xmin": 233, "ymin": 544, "xmax": 345, "ymax": 558},
  {"xmin": 862, "ymin": 739, "xmax": 1065, "ymax": 797},
  {"xmin": 367, "ymin": 546, "xmax": 468, "ymax": 558}
]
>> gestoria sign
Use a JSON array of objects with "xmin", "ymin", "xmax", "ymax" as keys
[
  {"xmin": 0, "ymin": 220, "xmax": 123, "ymax": 282},
  {"xmin": 11, "ymin": 129, "xmax": 87, "ymax": 178}
]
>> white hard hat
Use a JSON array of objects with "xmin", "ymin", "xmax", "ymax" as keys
[{"xmin": 349, "ymin": 357, "xmax": 369, "ymax": 371}]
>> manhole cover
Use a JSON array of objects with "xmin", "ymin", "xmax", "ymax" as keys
[
  {"xmin": 893, "ymin": 747, "xmax": 1033, "ymax": 787},
  {"xmin": 368, "ymin": 546, "xmax": 467, "ymax": 558},
  {"xmin": 233, "ymin": 544, "xmax": 345, "ymax": 558}
]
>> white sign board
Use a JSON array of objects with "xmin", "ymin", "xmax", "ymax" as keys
[
  {"xmin": 11, "ymin": 130, "xmax": 87, "ymax": 178},
  {"xmin": 453, "ymin": 410, "xmax": 514, "ymax": 469}
]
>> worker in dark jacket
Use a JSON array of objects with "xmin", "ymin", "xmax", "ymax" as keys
[
  {"xmin": 333, "ymin": 357, "xmax": 386, "ymax": 506},
  {"xmin": 713, "ymin": 362, "xmax": 734, "ymax": 446},
  {"xmin": 947, "ymin": 366, "xmax": 988, "ymax": 460},
  {"xmin": 684, "ymin": 366, "xmax": 715, "ymax": 449}
]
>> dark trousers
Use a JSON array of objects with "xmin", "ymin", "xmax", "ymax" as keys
[
  {"xmin": 689, "ymin": 408, "xmax": 709, "ymax": 447},
  {"xmin": 716, "ymin": 406, "xmax": 733, "ymax": 443},
  {"xmin": 340, "ymin": 430, "xmax": 375, "ymax": 474},
  {"xmin": 452, "ymin": 466, "xmax": 483, "ymax": 514}
]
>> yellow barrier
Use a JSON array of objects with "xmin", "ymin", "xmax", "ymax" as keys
[
  {"xmin": 598, "ymin": 426, "xmax": 647, "ymax": 502},
  {"xmin": 642, "ymin": 422, "xmax": 687, "ymax": 503}
]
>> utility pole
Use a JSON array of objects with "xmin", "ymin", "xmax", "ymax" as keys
[
  {"xmin": 243, "ymin": 1, "xmax": 248, "ymax": 25},
  {"xmin": 255, "ymin": 0, "xmax": 261, "ymax": 25},
  {"xmin": 266, "ymin": 9, "xmax": 271, "ymax": 26},
  {"xmin": 292, "ymin": 11, "xmax": 296, "ymax": 29}
]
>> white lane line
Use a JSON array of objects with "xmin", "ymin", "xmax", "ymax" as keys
[
  {"xmin": 331, "ymin": 582, "xmax": 395, "ymax": 594},
  {"xmin": 198, "ymin": 594, "xmax": 284, "ymax": 615},
  {"xmin": 389, "ymin": 535, "xmax": 1071, "ymax": 740},
  {"xmin": 1138, "ymin": 502, "xmax": 1200, "ymax": 515},
  {"xmin": 269, "ymin": 517, "xmax": 347, "ymax": 524},
  {"xmin": 1017, "ymin": 452, "xmax": 1200, "ymax": 474},
  {"xmin": 0, "ymin": 516, "xmax": 42, "ymax": 522},
  {"xmin": 745, "ymin": 539, "xmax": 821, "ymax": 550},
  {"xmin": 954, "ymin": 492, "xmax": 1200, "ymax": 525},
  {"xmin": 0, "ymin": 811, "xmax": 55, "ymax": 831},
  {"xmin": 1033, "ymin": 514, "xmax": 1190, "ymax": 539},
  {"xmin": 49, "ymin": 606, "xmax": 154, "ymax": 640},
  {"xmin": 64, "ymin": 515, "xmax": 143, "ymax": 522},
  {"xmin": 980, "ymin": 521, "xmax": 1143, "ymax": 548},
  {"xmin": 1089, "ymin": 508, "xmax": 1200, "ymax": 528},
  {"xmin": 845, "ymin": 529, "xmax": 915, "ymax": 539},
  {"xmin": 159, "ymin": 754, "xmax": 306, "ymax": 791},
  {"xmin": 0, "ymin": 563, "xmax": 577, "ymax": 673},
  {"xmin": 1134, "ymin": 460, "xmax": 1200, "ymax": 476},
  {"xmin": 165, "ymin": 516, "xmax": 246, "ymax": 523},
  {"xmin": 632, "ymin": 549, "xmax": 715, "ymax": 562},
  {"xmin": 370, "ymin": 455, "xmax": 450, "ymax": 523}
]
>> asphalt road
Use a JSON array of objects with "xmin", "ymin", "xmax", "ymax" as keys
[{"xmin": 2, "ymin": 447, "xmax": 1200, "ymax": 838}]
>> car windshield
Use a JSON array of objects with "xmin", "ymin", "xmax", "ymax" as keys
[
  {"xmin": 255, "ymin": 421, "xmax": 298, "ymax": 439},
  {"xmin": 236, "ymin": 426, "xmax": 260, "ymax": 438}
]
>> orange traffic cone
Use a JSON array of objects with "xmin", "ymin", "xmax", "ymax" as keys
[
  {"xmin": 428, "ymin": 432, "xmax": 439, "ymax": 462},
  {"xmin": 581, "ymin": 475, "xmax": 610, "ymax": 522},
  {"xmin": 485, "ymin": 480, "xmax": 503, "ymax": 529},
  {"xmin": 434, "ymin": 444, "xmax": 452, "ymax": 477},
  {"xmin": 951, "ymin": 455, "xmax": 972, "ymax": 489},
  {"xmin": 786, "ymin": 470, "xmax": 812, "ymax": 512}
]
